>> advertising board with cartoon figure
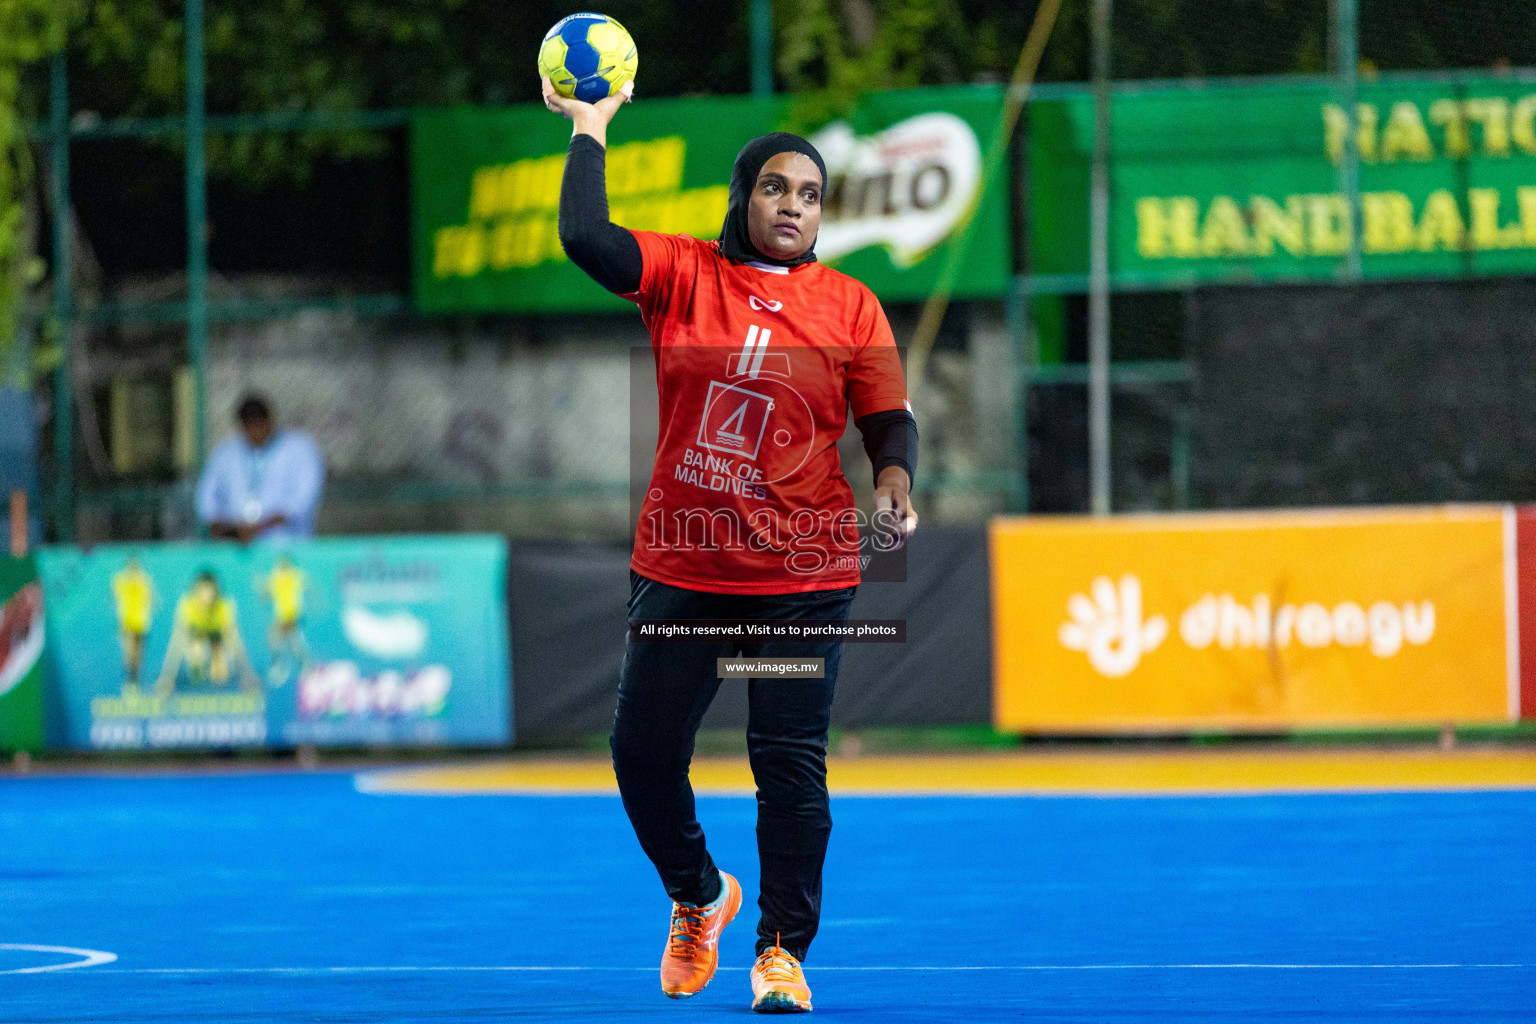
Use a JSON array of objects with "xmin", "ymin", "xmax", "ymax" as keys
[{"xmin": 37, "ymin": 536, "xmax": 509, "ymax": 749}]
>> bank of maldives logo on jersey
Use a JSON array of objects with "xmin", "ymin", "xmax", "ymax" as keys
[{"xmin": 699, "ymin": 381, "xmax": 773, "ymax": 459}]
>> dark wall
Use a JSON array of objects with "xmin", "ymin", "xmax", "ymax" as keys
[
  {"xmin": 506, "ymin": 527, "xmax": 993, "ymax": 744},
  {"xmin": 1028, "ymin": 382, "xmax": 1187, "ymax": 514},
  {"xmin": 1189, "ymin": 278, "xmax": 1536, "ymax": 508}
]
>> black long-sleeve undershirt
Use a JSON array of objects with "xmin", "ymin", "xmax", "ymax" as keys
[
  {"xmin": 557, "ymin": 132, "xmax": 917, "ymax": 488},
  {"xmin": 558, "ymin": 133, "xmax": 643, "ymax": 295},
  {"xmin": 854, "ymin": 408, "xmax": 918, "ymax": 488}
]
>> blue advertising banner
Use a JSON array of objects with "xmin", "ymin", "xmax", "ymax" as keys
[{"xmin": 37, "ymin": 535, "xmax": 510, "ymax": 750}]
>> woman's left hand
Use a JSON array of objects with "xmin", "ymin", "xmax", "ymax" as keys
[
  {"xmin": 542, "ymin": 76, "xmax": 633, "ymax": 147},
  {"xmin": 873, "ymin": 467, "xmax": 918, "ymax": 551}
]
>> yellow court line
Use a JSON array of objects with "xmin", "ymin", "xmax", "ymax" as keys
[{"xmin": 359, "ymin": 748, "xmax": 1536, "ymax": 796}]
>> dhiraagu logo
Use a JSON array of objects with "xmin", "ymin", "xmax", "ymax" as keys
[
  {"xmin": 1058, "ymin": 576, "xmax": 1169, "ymax": 679},
  {"xmin": 1059, "ymin": 575, "xmax": 1439, "ymax": 678}
]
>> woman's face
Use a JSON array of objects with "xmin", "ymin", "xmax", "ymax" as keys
[{"xmin": 746, "ymin": 151, "xmax": 822, "ymax": 261}]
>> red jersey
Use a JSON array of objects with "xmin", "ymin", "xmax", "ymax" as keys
[{"xmin": 625, "ymin": 230, "xmax": 909, "ymax": 594}]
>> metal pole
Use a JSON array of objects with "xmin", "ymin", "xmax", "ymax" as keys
[
  {"xmin": 1008, "ymin": 277, "xmax": 1034, "ymax": 514},
  {"xmin": 1333, "ymin": 0, "xmax": 1362, "ymax": 280},
  {"xmin": 749, "ymin": 0, "xmax": 773, "ymax": 97},
  {"xmin": 48, "ymin": 49, "xmax": 72, "ymax": 542},
  {"xmin": 1171, "ymin": 408, "xmax": 1191, "ymax": 510},
  {"xmin": 1087, "ymin": 0, "xmax": 1112, "ymax": 515},
  {"xmin": 186, "ymin": 0, "xmax": 209, "ymax": 473}
]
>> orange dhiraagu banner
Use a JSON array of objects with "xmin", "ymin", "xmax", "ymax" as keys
[{"xmin": 991, "ymin": 506, "xmax": 1517, "ymax": 732}]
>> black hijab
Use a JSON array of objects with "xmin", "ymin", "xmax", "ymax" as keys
[{"xmin": 719, "ymin": 132, "xmax": 828, "ymax": 268}]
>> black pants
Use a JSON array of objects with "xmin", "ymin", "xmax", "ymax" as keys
[{"xmin": 611, "ymin": 571, "xmax": 856, "ymax": 962}]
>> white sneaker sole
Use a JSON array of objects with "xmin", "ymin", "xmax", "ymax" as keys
[{"xmin": 752, "ymin": 988, "xmax": 812, "ymax": 1013}]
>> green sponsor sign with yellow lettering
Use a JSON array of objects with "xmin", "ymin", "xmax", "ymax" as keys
[
  {"xmin": 1029, "ymin": 72, "xmax": 1536, "ymax": 284},
  {"xmin": 411, "ymin": 86, "xmax": 1011, "ymax": 312}
]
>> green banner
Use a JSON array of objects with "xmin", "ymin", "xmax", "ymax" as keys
[
  {"xmin": 0, "ymin": 555, "xmax": 44, "ymax": 752},
  {"xmin": 1029, "ymin": 72, "xmax": 1536, "ymax": 284},
  {"xmin": 411, "ymin": 86, "xmax": 1012, "ymax": 312}
]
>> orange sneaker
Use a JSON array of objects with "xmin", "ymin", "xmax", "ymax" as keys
[
  {"xmin": 750, "ymin": 941, "xmax": 813, "ymax": 1013},
  {"xmin": 660, "ymin": 871, "xmax": 742, "ymax": 998}
]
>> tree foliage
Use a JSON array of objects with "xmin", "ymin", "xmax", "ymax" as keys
[
  {"xmin": 60, "ymin": 0, "xmax": 763, "ymax": 182},
  {"xmin": 0, "ymin": 0, "xmax": 57, "ymax": 383},
  {"xmin": 47, "ymin": 0, "xmax": 1536, "ymax": 186},
  {"xmin": 774, "ymin": 0, "xmax": 1536, "ymax": 108},
  {"xmin": 24, "ymin": 0, "xmax": 1536, "ymax": 290},
  {"xmin": 775, "ymin": 0, "xmax": 971, "ymax": 127},
  {"xmin": 768, "ymin": 0, "xmax": 1317, "ymax": 131}
]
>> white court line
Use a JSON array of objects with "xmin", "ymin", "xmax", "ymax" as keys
[
  {"xmin": 86, "ymin": 962, "xmax": 1534, "ymax": 975},
  {"xmin": 0, "ymin": 945, "xmax": 118, "ymax": 975}
]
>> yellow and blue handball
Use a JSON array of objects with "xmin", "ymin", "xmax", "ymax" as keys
[{"xmin": 538, "ymin": 13, "xmax": 638, "ymax": 103}]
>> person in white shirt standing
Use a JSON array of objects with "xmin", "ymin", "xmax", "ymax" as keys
[{"xmin": 196, "ymin": 394, "xmax": 324, "ymax": 542}]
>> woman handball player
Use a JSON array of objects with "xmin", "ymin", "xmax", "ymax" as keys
[{"xmin": 544, "ymin": 73, "xmax": 919, "ymax": 1014}]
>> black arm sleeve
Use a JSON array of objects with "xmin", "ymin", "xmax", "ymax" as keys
[
  {"xmin": 558, "ymin": 133, "xmax": 643, "ymax": 295},
  {"xmin": 854, "ymin": 409, "xmax": 919, "ymax": 488}
]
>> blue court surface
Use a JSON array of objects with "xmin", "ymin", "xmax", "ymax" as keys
[{"xmin": 2, "ymin": 769, "xmax": 1534, "ymax": 1022}]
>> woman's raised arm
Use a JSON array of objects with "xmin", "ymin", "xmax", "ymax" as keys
[{"xmin": 545, "ymin": 77, "xmax": 643, "ymax": 295}]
